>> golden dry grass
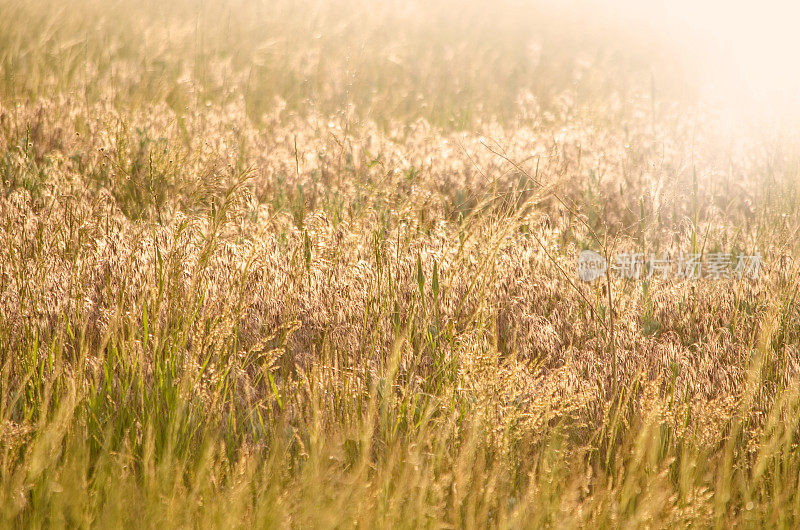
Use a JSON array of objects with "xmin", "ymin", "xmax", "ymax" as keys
[{"xmin": 2, "ymin": 0, "xmax": 800, "ymax": 527}]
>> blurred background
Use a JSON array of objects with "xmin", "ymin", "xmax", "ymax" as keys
[{"xmin": 3, "ymin": 0, "xmax": 798, "ymax": 129}]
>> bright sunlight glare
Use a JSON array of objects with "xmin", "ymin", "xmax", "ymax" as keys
[{"xmin": 600, "ymin": 0, "xmax": 800, "ymax": 120}]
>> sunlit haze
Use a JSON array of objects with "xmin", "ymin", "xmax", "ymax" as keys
[{"xmin": 604, "ymin": 0, "xmax": 800, "ymax": 120}]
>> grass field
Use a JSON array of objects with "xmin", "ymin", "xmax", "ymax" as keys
[{"xmin": 2, "ymin": 0, "xmax": 800, "ymax": 527}]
